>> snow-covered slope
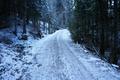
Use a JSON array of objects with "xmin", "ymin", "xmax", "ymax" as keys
[
  {"xmin": 0, "ymin": 29, "xmax": 120, "ymax": 80},
  {"xmin": 0, "ymin": 26, "xmax": 41, "ymax": 80}
]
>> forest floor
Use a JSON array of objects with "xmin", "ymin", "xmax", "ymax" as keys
[{"xmin": 0, "ymin": 29, "xmax": 120, "ymax": 80}]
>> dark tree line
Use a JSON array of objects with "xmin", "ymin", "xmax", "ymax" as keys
[
  {"xmin": 0, "ymin": 0, "xmax": 42, "ymax": 39},
  {"xmin": 69, "ymin": 0, "xmax": 120, "ymax": 65},
  {"xmin": 0, "ymin": 0, "xmax": 74, "ymax": 37}
]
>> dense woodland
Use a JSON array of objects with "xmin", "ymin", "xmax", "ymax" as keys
[
  {"xmin": 0, "ymin": 0, "xmax": 43, "ymax": 39},
  {"xmin": 69, "ymin": 0, "xmax": 120, "ymax": 65},
  {"xmin": 0, "ymin": 0, "xmax": 120, "ymax": 66},
  {"xmin": 0, "ymin": 0, "xmax": 73, "ymax": 36}
]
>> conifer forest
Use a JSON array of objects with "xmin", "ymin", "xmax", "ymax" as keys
[{"xmin": 0, "ymin": 0, "xmax": 120, "ymax": 80}]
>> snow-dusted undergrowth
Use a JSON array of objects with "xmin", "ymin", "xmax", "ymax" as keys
[{"xmin": 0, "ymin": 26, "xmax": 43, "ymax": 80}]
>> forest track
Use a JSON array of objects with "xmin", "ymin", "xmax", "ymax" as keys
[
  {"xmin": 55, "ymin": 30, "xmax": 96, "ymax": 80},
  {"xmin": 29, "ymin": 29, "xmax": 119, "ymax": 80}
]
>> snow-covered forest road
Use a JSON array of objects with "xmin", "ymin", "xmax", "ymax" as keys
[
  {"xmin": 1, "ymin": 0, "xmax": 120, "ymax": 79},
  {"xmin": 28, "ymin": 29, "xmax": 120, "ymax": 80}
]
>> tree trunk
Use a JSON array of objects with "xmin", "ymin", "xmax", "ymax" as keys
[
  {"xmin": 110, "ymin": 0, "xmax": 118, "ymax": 64},
  {"xmin": 23, "ymin": 17, "xmax": 27, "ymax": 34},
  {"xmin": 98, "ymin": 0, "xmax": 108, "ymax": 58}
]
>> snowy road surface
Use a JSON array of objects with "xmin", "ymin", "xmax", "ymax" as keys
[{"xmin": 28, "ymin": 29, "xmax": 120, "ymax": 80}]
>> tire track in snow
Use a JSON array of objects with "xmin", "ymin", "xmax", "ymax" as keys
[
  {"xmin": 56, "ymin": 30, "xmax": 96, "ymax": 80},
  {"xmin": 50, "ymin": 35, "xmax": 70, "ymax": 80}
]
